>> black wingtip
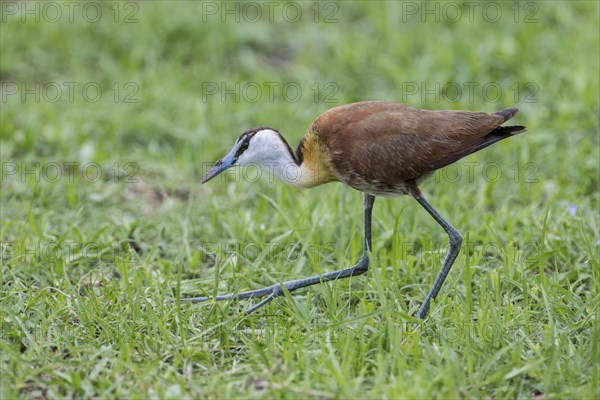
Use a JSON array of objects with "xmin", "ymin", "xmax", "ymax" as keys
[
  {"xmin": 496, "ymin": 125, "xmax": 527, "ymax": 135},
  {"xmin": 495, "ymin": 108, "xmax": 519, "ymax": 122}
]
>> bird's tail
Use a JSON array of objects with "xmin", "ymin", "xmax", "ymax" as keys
[
  {"xmin": 469, "ymin": 108, "xmax": 526, "ymax": 153},
  {"xmin": 495, "ymin": 107, "xmax": 519, "ymax": 122},
  {"xmin": 473, "ymin": 125, "xmax": 527, "ymax": 153}
]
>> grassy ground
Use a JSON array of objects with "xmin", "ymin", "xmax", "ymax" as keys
[{"xmin": 1, "ymin": 1, "xmax": 599, "ymax": 398}]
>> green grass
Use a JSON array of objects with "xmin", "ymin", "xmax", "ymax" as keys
[{"xmin": 1, "ymin": 1, "xmax": 599, "ymax": 398}]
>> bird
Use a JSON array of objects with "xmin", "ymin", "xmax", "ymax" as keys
[{"xmin": 181, "ymin": 101, "xmax": 526, "ymax": 320}]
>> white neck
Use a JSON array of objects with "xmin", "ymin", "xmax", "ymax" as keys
[
  {"xmin": 245, "ymin": 142, "xmax": 307, "ymax": 187},
  {"xmin": 236, "ymin": 128, "xmax": 325, "ymax": 188}
]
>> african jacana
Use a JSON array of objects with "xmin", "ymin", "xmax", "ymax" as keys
[{"xmin": 183, "ymin": 101, "xmax": 526, "ymax": 320}]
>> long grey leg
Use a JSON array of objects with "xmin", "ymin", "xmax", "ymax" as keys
[
  {"xmin": 412, "ymin": 193, "xmax": 463, "ymax": 320},
  {"xmin": 180, "ymin": 194, "xmax": 376, "ymax": 313}
]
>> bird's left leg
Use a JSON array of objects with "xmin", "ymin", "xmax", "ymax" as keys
[
  {"xmin": 410, "ymin": 186, "xmax": 463, "ymax": 320},
  {"xmin": 178, "ymin": 194, "xmax": 376, "ymax": 313}
]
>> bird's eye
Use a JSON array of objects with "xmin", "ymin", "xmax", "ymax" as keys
[{"xmin": 240, "ymin": 141, "xmax": 249, "ymax": 151}]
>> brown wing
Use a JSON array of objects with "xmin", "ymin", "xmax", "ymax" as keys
[{"xmin": 311, "ymin": 101, "xmax": 506, "ymax": 187}]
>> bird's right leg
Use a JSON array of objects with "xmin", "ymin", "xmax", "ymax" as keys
[
  {"xmin": 408, "ymin": 184, "xmax": 463, "ymax": 322},
  {"xmin": 178, "ymin": 194, "xmax": 376, "ymax": 313}
]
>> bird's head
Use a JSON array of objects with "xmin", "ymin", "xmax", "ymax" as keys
[{"xmin": 202, "ymin": 127, "xmax": 294, "ymax": 183}]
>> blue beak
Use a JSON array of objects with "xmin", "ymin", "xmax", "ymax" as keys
[{"xmin": 202, "ymin": 148, "xmax": 236, "ymax": 183}]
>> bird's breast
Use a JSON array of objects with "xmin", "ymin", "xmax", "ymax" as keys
[{"xmin": 294, "ymin": 130, "xmax": 338, "ymax": 188}]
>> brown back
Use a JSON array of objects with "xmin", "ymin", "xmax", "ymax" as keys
[{"xmin": 310, "ymin": 101, "xmax": 507, "ymax": 185}]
